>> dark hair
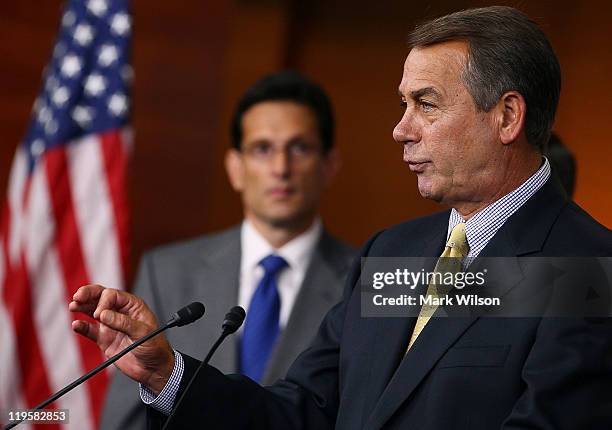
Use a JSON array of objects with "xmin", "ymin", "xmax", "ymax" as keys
[
  {"xmin": 407, "ymin": 6, "xmax": 561, "ymax": 150},
  {"xmin": 545, "ymin": 133, "xmax": 576, "ymax": 197},
  {"xmin": 230, "ymin": 70, "xmax": 334, "ymax": 153}
]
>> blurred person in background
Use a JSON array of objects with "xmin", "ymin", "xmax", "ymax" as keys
[{"xmin": 100, "ymin": 71, "xmax": 355, "ymax": 430}]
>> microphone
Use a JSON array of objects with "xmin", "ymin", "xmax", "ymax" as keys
[
  {"xmin": 222, "ymin": 305, "xmax": 247, "ymax": 334},
  {"xmin": 205, "ymin": 306, "xmax": 246, "ymax": 364},
  {"xmin": 169, "ymin": 302, "xmax": 206, "ymax": 328},
  {"xmin": 162, "ymin": 306, "xmax": 246, "ymax": 430},
  {"xmin": 2, "ymin": 302, "xmax": 205, "ymax": 430}
]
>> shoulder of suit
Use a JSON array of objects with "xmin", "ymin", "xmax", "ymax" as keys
[
  {"xmin": 142, "ymin": 225, "xmax": 241, "ymax": 263},
  {"xmin": 345, "ymin": 210, "xmax": 449, "ymax": 259},
  {"xmin": 548, "ymin": 201, "xmax": 612, "ymax": 255}
]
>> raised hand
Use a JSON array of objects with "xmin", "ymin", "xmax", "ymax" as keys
[{"xmin": 69, "ymin": 284, "xmax": 175, "ymax": 394}]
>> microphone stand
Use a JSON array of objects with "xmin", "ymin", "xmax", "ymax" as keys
[
  {"xmin": 162, "ymin": 306, "xmax": 245, "ymax": 430},
  {"xmin": 3, "ymin": 302, "xmax": 205, "ymax": 430}
]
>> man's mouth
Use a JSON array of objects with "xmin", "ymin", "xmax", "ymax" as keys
[
  {"xmin": 407, "ymin": 161, "xmax": 430, "ymax": 173},
  {"xmin": 403, "ymin": 145, "xmax": 430, "ymax": 172},
  {"xmin": 268, "ymin": 186, "xmax": 294, "ymax": 198}
]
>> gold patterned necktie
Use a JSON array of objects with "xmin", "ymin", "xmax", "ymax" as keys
[{"xmin": 407, "ymin": 223, "xmax": 469, "ymax": 350}]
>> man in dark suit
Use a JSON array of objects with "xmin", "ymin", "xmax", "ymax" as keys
[
  {"xmin": 99, "ymin": 71, "xmax": 355, "ymax": 429},
  {"xmin": 72, "ymin": 6, "xmax": 612, "ymax": 429}
]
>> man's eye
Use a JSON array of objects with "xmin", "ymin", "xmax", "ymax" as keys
[
  {"xmin": 419, "ymin": 100, "xmax": 436, "ymax": 112},
  {"xmin": 400, "ymin": 100, "xmax": 408, "ymax": 108},
  {"xmin": 290, "ymin": 142, "xmax": 310, "ymax": 155},
  {"xmin": 251, "ymin": 144, "xmax": 271, "ymax": 154}
]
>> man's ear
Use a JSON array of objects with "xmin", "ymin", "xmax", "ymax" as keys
[
  {"xmin": 321, "ymin": 148, "xmax": 341, "ymax": 186},
  {"xmin": 497, "ymin": 91, "xmax": 527, "ymax": 145},
  {"xmin": 225, "ymin": 149, "xmax": 244, "ymax": 192}
]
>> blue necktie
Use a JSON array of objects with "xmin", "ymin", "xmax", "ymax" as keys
[{"xmin": 240, "ymin": 254, "xmax": 288, "ymax": 382}]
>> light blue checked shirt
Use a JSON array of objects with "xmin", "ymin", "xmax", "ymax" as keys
[{"xmin": 142, "ymin": 158, "xmax": 551, "ymax": 414}]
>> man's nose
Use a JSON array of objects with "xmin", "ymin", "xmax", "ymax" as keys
[
  {"xmin": 271, "ymin": 149, "xmax": 291, "ymax": 177},
  {"xmin": 393, "ymin": 110, "xmax": 419, "ymax": 145}
]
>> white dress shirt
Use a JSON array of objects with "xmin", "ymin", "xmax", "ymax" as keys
[
  {"xmin": 141, "ymin": 218, "xmax": 323, "ymax": 413},
  {"xmin": 238, "ymin": 218, "xmax": 323, "ymax": 328}
]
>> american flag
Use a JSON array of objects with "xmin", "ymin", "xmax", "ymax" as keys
[{"xmin": 0, "ymin": 0, "xmax": 131, "ymax": 428}]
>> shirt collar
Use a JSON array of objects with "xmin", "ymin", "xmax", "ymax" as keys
[
  {"xmin": 240, "ymin": 218, "xmax": 322, "ymax": 273},
  {"xmin": 448, "ymin": 157, "xmax": 551, "ymax": 259}
]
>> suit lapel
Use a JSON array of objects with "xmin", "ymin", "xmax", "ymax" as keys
[
  {"xmin": 365, "ymin": 260, "xmax": 521, "ymax": 430},
  {"xmin": 365, "ymin": 314, "xmax": 479, "ymax": 430},
  {"xmin": 361, "ymin": 221, "xmax": 448, "ymax": 428},
  {"xmin": 454, "ymin": 228, "xmax": 525, "ymax": 310},
  {"xmin": 196, "ymin": 227, "xmax": 241, "ymax": 373}
]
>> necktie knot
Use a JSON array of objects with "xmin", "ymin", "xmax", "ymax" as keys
[
  {"xmin": 445, "ymin": 223, "xmax": 469, "ymax": 258},
  {"xmin": 259, "ymin": 254, "xmax": 288, "ymax": 276}
]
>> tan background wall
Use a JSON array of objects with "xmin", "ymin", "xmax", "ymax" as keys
[{"xmin": 1, "ymin": 0, "xmax": 611, "ymax": 285}]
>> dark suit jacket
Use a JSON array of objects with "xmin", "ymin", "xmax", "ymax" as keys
[
  {"xmin": 101, "ymin": 225, "xmax": 355, "ymax": 430},
  {"xmin": 152, "ymin": 179, "xmax": 612, "ymax": 430}
]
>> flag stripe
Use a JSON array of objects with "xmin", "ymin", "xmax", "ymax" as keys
[
  {"xmin": 44, "ymin": 147, "xmax": 108, "ymax": 425},
  {"xmin": 0, "ymin": 162, "xmax": 29, "ymax": 429},
  {"xmin": 24, "ymin": 161, "xmax": 93, "ymax": 430},
  {"xmin": 6, "ymin": 258, "xmax": 59, "ymax": 429},
  {"xmin": 67, "ymin": 134, "xmax": 123, "ymax": 289},
  {"xmin": 100, "ymin": 129, "xmax": 130, "ymax": 282},
  {"xmin": 1, "ymin": 193, "xmax": 57, "ymax": 418},
  {"xmin": 0, "ymin": 228, "xmax": 33, "ymax": 430},
  {"xmin": 30, "ymin": 247, "xmax": 94, "ymax": 430},
  {"xmin": 7, "ymin": 149, "xmax": 27, "ymax": 266}
]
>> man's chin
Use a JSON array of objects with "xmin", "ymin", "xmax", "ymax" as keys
[
  {"xmin": 417, "ymin": 182, "xmax": 443, "ymax": 203},
  {"xmin": 258, "ymin": 210, "xmax": 302, "ymax": 227},
  {"xmin": 262, "ymin": 209, "xmax": 318, "ymax": 230}
]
